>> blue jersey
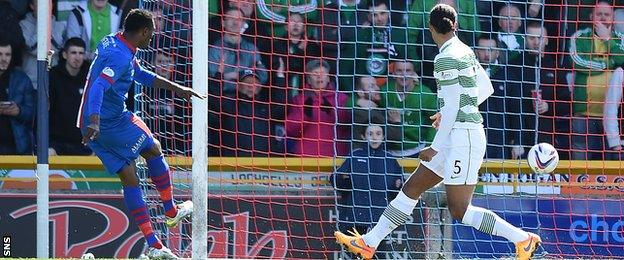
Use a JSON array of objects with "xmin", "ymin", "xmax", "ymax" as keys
[{"xmin": 77, "ymin": 32, "xmax": 156, "ymax": 129}]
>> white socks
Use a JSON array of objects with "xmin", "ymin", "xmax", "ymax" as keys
[
  {"xmin": 461, "ymin": 205, "xmax": 529, "ymax": 243},
  {"xmin": 358, "ymin": 194, "xmax": 528, "ymax": 248},
  {"xmin": 362, "ymin": 191, "xmax": 419, "ymax": 248}
]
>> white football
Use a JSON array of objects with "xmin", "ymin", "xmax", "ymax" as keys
[{"xmin": 527, "ymin": 143, "xmax": 559, "ymax": 174}]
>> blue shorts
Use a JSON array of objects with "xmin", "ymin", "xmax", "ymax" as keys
[{"xmin": 84, "ymin": 114, "xmax": 155, "ymax": 174}]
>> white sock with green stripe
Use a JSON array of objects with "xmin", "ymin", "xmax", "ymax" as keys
[
  {"xmin": 462, "ymin": 205, "xmax": 529, "ymax": 243},
  {"xmin": 362, "ymin": 191, "xmax": 418, "ymax": 248}
]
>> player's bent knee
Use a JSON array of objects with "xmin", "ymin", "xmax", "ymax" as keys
[
  {"xmin": 141, "ymin": 140, "xmax": 163, "ymax": 160},
  {"xmin": 152, "ymin": 139, "xmax": 162, "ymax": 151}
]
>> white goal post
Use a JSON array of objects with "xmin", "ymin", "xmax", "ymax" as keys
[{"xmin": 191, "ymin": 0, "xmax": 208, "ymax": 259}]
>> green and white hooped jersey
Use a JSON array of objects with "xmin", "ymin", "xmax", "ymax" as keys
[{"xmin": 433, "ymin": 37, "xmax": 483, "ymax": 127}]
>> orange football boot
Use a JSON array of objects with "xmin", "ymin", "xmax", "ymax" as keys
[
  {"xmin": 515, "ymin": 232, "xmax": 542, "ymax": 260},
  {"xmin": 334, "ymin": 228, "xmax": 376, "ymax": 260}
]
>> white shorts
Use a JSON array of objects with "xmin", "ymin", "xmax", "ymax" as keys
[{"xmin": 420, "ymin": 128, "xmax": 487, "ymax": 185}]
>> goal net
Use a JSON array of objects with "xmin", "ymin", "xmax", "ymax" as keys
[
  {"xmin": 136, "ymin": 0, "xmax": 195, "ymax": 257},
  {"xmin": 144, "ymin": 0, "xmax": 624, "ymax": 258}
]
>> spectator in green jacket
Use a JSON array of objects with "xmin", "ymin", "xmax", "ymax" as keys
[
  {"xmin": 381, "ymin": 60, "xmax": 437, "ymax": 157},
  {"xmin": 339, "ymin": 0, "xmax": 418, "ymax": 91},
  {"xmin": 345, "ymin": 76, "xmax": 402, "ymax": 146},
  {"xmin": 568, "ymin": 0, "xmax": 624, "ymax": 160}
]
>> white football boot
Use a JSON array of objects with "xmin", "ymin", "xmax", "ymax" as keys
[{"xmin": 165, "ymin": 200, "xmax": 193, "ymax": 228}]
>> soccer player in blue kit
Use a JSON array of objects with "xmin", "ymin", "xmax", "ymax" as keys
[{"xmin": 78, "ymin": 9, "xmax": 203, "ymax": 259}]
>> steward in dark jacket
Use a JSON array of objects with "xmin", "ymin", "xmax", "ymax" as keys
[{"xmin": 332, "ymin": 124, "xmax": 404, "ymax": 228}]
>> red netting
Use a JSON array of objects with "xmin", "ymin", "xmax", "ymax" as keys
[{"xmin": 142, "ymin": 0, "xmax": 624, "ymax": 258}]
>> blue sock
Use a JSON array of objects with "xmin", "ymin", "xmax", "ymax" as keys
[
  {"xmin": 147, "ymin": 155, "xmax": 177, "ymax": 218},
  {"xmin": 123, "ymin": 186, "xmax": 162, "ymax": 249}
]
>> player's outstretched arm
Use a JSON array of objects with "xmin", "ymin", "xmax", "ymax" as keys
[
  {"xmin": 152, "ymin": 75, "xmax": 206, "ymax": 100},
  {"xmin": 132, "ymin": 59, "xmax": 205, "ymax": 100}
]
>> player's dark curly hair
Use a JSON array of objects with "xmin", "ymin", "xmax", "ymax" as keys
[
  {"xmin": 124, "ymin": 9, "xmax": 154, "ymax": 33},
  {"xmin": 429, "ymin": 4, "xmax": 457, "ymax": 34}
]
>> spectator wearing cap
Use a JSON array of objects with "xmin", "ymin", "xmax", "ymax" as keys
[
  {"xmin": 219, "ymin": 69, "xmax": 277, "ymax": 156},
  {"xmin": 65, "ymin": 0, "xmax": 122, "ymax": 60},
  {"xmin": 49, "ymin": 37, "xmax": 91, "ymax": 156},
  {"xmin": 286, "ymin": 60, "xmax": 350, "ymax": 156},
  {"xmin": 208, "ymin": 7, "xmax": 268, "ymax": 94}
]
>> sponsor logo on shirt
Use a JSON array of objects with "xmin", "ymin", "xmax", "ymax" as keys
[{"xmin": 439, "ymin": 71, "xmax": 453, "ymax": 80}]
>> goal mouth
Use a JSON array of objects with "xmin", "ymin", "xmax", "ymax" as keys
[{"xmin": 138, "ymin": 0, "xmax": 624, "ymax": 259}]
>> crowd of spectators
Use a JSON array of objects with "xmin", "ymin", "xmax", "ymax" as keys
[
  {"xmin": 0, "ymin": 0, "xmax": 185, "ymax": 155},
  {"xmin": 3, "ymin": 0, "xmax": 624, "ymax": 162},
  {"xmin": 207, "ymin": 0, "xmax": 624, "ymax": 161}
]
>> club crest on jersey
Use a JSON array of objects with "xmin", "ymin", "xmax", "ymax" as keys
[{"xmin": 102, "ymin": 67, "xmax": 115, "ymax": 78}]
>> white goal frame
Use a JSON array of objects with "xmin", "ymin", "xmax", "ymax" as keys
[{"xmin": 191, "ymin": 0, "xmax": 208, "ymax": 259}]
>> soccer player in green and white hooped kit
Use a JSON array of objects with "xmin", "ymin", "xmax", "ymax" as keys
[{"xmin": 334, "ymin": 4, "xmax": 542, "ymax": 260}]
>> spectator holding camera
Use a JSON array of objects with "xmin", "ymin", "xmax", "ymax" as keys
[{"xmin": 0, "ymin": 38, "xmax": 34, "ymax": 155}]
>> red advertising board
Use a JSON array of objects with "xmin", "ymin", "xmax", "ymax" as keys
[
  {"xmin": 2, "ymin": 193, "xmax": 423, "ymax": 258},
  {"xmin": 0, "ymin": 193, "xmax": 189, "ymax": 258},
  {"xmin": 0, "ymin": 193, "xmax": 341, "ymax": 258}
]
